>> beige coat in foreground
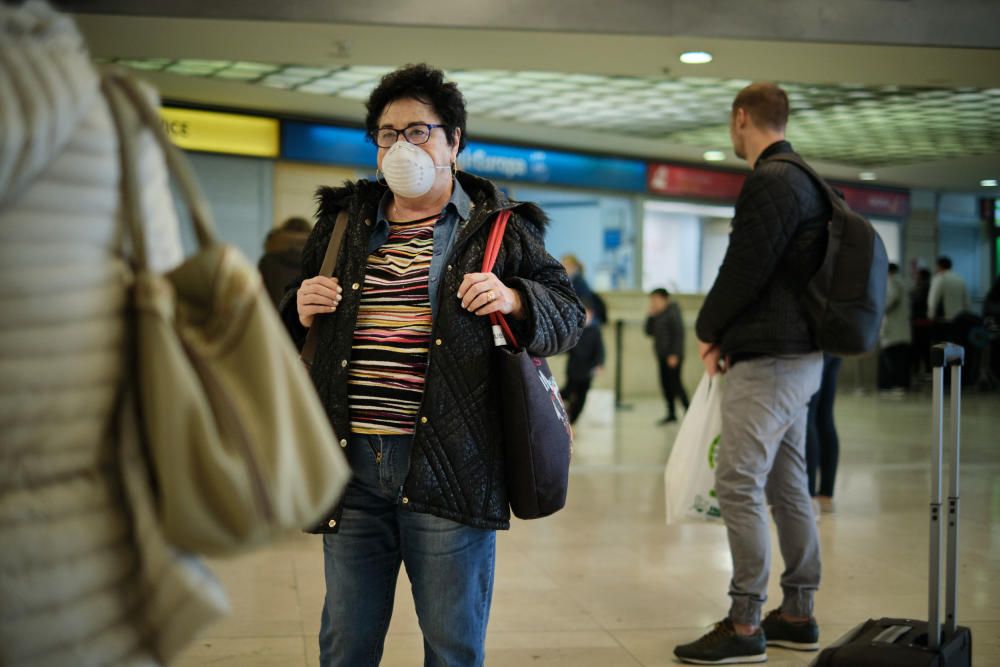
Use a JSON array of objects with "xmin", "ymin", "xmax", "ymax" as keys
[{"xmin": 0, "ymin": 3, "xmax": 227, "ymax": 665}]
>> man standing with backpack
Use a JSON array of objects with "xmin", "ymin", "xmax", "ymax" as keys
[{"xmin": 674, "ymin": 83, "xmax": 831, "ymax": 665}]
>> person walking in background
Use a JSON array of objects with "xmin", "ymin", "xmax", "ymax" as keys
[
  {"xmin": 928, "ymin": 255, "xmax": 971, "ymax": 344},
  {"xmin": 677, "ymin": 82, "xmax": 828, "ymax": 665},
  {"xmin": 910, "ymin": 267, "xmax": 933, "ymax": 377},
  {"xmin": 805, "ymin": 354, "xmax": 843, "ymax": 516},
  {"xmin": 281, "ymin": 64, "xmax": 583, "ymax": 667},
  {"xmin": 645, "ymin": 288, "xmax": 689, "ymax": 424},
  {"xmin": 0, "ymin": 4, "xmax": 226, "ymax": 664},
  {"xmin": 258, "ymin": 216, "xmax": 312, "ymax": 307},
  {"xmin": 561, "ymin": 253, "xmax": 607, "ymax": 324},
  {"xmin": 561, "ymin": 254, "xmax": 608, "ymax": 423},
  {"xmin": 562, "ymin": 303, "xmax": 605, "ymax": 424},
  {"xmin": 984, "ymin": 277, "xmax": 1000, "ymax": 385},
  {"xmin": 878, "ymin": 263, "xmax": 912, "ymax": 392}
]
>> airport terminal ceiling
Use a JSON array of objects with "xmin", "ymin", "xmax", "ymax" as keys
[{"xmin": 64, "ymin": 1, "xmax": 1000, "ymax": 192}]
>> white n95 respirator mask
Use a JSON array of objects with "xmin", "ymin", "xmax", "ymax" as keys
[{"xmin": 379, "ymin": 141, "xmax": 451, "ymax": 198}]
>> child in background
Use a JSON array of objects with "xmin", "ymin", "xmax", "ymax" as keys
[{"xmin": 562, "ymin": 303, "xmax": 605, "ymax": 424}]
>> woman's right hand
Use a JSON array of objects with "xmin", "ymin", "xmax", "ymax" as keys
[{"xmin": 297, "ymin": 276, "xmax": 343, "ymax": 328}]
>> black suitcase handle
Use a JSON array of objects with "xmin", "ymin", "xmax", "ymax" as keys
[
  {"xmin": 929, "ymin": 343, "xmax": 964, "ymax": 650},
  {"xmin": 931, "ymin": 342, "xmax": 965, "ymax": 368}
]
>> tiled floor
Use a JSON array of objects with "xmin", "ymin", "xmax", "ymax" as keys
[{"xmin": 176, "ymin": 387, "xmax": 1000, "ymax": 666}]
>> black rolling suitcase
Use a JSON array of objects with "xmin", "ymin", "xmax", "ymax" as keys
[{"xmin": 810, "ymin": 343, "xmax": 973, "ymax": 666}]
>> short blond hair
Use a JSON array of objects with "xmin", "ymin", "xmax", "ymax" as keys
[{"xmin": 561, "ymin": 254, "xmax": 583, "ymax": 272}]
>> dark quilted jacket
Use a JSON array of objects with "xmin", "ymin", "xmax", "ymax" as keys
[
  {"xmin": 279, "ymin": 171, "xmax": 585, "ymax": 532},
  {"xmin": 695, "ymin": 141, "xmax": 830, "ymax": 357},
  {"xmin": 645, "ymin": 302, "xmax": 685, "ymax": 359}
]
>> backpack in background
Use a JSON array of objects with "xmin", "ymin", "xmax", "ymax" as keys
[{"xmin": 768, "ymin": 153, "xmax": 889, "ymax": 356}]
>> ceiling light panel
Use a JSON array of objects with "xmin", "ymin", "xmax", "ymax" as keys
[
  {"xmin": 215, "ymin": 69, "xmax": 267, "ymax": 81},
  {"xmin": 112, "ymin": 58, "xmax": 1000, "ymax": 167},
  {"xmin": 177, "ymin": 59, "xmax": 231, "ymax": 69},
  {"xmin": 281, "ymin": 66, "xmax": 332, "ymax": 78},
  {"xmin": 120, "ymin": 58, "xmax": 172, "ymax": 71}
]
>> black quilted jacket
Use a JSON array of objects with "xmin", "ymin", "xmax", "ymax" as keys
[
  {"xmin": 279, "ymin": 171, "xmax": 584, "ymax": 532},
  {"xmin": 695, "ymin": 141, "xmax": 830, "ymax": 358},
  {"xmin": 645, "ymin": 302, "xmax": 685, "ymax": 359}
]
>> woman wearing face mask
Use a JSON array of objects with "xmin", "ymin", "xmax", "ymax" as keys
[{"xmin": 280, "ymin": 64, "xmax": 584, "ymax": 667}]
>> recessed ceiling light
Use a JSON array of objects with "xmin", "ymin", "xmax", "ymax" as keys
[
  {"xmin": 703, "ymin": 150, "xmax": 726, "ymax": 161},
  {"xmin": 981, "ymin": 178, "xmax": 998, "ymax": 187},
  {"xmin": 679, "ymin": 51, "xmax": 713, "ymax": 65},
  {"xmin": 859, "ymin": 172, "xmax": 878, "ymax": 181}
]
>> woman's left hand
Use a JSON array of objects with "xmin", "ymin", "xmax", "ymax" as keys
[{"xmin": 458, "ymin": 272, "xmax": 526, "ymax": 320}]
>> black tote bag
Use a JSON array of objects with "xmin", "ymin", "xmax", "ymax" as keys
[{"xmin": 483, "ymin": 210, "xmax": 572, "ymax": 519}]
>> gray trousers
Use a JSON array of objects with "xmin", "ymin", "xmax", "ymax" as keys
[{"xmin": 715, "ymin": 353, "xmax": 823, "ymax": 626}]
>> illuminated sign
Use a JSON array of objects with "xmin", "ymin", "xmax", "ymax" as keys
[
  {"xmin": 647, "ymin": 163, "xmax": 746, "ymax": 200},
  {"xmin": 160, "ymin": 107, "xmax": 279, "ymax": 158},
  {"xmin": 281, "ymin": 121, "xmax": 647, "ymax": 192},
  {"xmin": 648, "ymin": 162, "xmax": 909, "ymax": 216}
]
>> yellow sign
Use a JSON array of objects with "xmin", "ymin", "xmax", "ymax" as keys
[{"xmin": 159, "ymin": 107, "xmax": 279, "ymax": 158}]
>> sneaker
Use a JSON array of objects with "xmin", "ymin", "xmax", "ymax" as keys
[
  {"xmin": 760, "ymin": 609, "xmax": 820, "ymax": 651},
  {"xmin": 815, "ymin": 496, "xmax": 835, "ymax": 514},
  {"xmin": 674, "ymin": 618, "xmax": 767, "ymax": 664},
  {"xmin": 658, "ymin": 415, "xmax": 678, "ymax": 425}
]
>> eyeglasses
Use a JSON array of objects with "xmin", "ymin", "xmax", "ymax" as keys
[{"xmin": 373, "ymin": 123, "xmax": 444, "ymax": 148}]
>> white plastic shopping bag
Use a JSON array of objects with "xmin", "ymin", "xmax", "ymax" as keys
[{"xmin": 664, "ymin": 373, "xmax": 724, "ymax": 524}]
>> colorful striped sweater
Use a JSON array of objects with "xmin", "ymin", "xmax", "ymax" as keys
[{"xmin": 348, "ymin": 214, "xmax": 439, "ymax": 434}]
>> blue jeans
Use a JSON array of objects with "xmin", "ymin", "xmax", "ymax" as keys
[{"xmin": 319, "ymin": 434, "xmax": 496, "ymax": 667}]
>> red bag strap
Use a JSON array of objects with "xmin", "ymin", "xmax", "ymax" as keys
[
  {"xmin": 481, "ymin": 210, "xmax": 519, "ymax": 350},
  {"xmin": 480, "ymin": 209, "xmax": 508, "ymax": 273}
]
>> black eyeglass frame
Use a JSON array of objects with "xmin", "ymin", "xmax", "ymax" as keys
[{"xmin": 372, "ymin": 123, "xmax": 446, "ymax": 148}]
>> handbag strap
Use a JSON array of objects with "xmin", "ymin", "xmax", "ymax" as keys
[
  {"xmin": 300, "ymin": 210, "xmax": 348, "ymax": 367},
  {"xmin": 480, "ymin": 210, "xmax": 520, "ymax": 350},
  {"xmin": 100, "ymin": 68, "xmax": 217, "ymax": 269}
]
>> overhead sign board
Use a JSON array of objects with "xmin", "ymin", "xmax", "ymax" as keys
[
  {"xmin": 648, "ymin": 161, "xmax": 909, "ymax": 217},
  {"xmin": 160, "ymin": 107, "xmax": 279, "ymax": 158},
  {"xmin": 282, "ymin": 121, "xmax": 647, "ymax": 192}
]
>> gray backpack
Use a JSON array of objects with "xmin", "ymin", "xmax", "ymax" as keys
[{"xmin": 768, "ymin": 154, "xmax": 889, "ymax": 356}]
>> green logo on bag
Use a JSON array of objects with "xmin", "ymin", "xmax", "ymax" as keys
[{"xmin": 708, "ymin": 434, "xmax": 721, "ymax": 469}]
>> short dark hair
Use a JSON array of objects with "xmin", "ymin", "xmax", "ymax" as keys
[
  {"xmin": 732, "ymin": 82, "xmax": 789, "ymax": 131},
  {"xmin": 937, "ymin": 256, "xmax": 953, "ymax": 270},
  {"xmin": 279, "ymin": 216, "xmax": 312, "ymax": 233},
  {"xmin": 365, "ymin": 64, "xmax": 467, "ymax": 153},
  {"xmin": 650, "ymin": 288, "xmax": 670, "ymax": 299},
  {"xmin": 888, "ymin": 262, "xmax": 899, "ymax": 274}
]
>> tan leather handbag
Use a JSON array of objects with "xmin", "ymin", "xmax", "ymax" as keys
[{"xmin": 103, "ymin": 69, "xmax": 350, "ymax": 556}]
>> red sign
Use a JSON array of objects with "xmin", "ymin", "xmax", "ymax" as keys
[
  {"xmin": 836, "ymin": 185, "xmax": 909, "ymax": 218},
  {"xmin": 647, "ymin": 163, "xmax": 746, "ymax": 201},
  {"xmin": 647, "ymin": 162, "xmax": 910, "ymax": 218}
]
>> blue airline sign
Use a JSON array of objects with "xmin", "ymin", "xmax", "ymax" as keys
[{"xmin": 281, "ymin": 121, "xmax": 646, "ymax": 192}]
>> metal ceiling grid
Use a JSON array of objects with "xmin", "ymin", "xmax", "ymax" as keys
[{"xmin": 111, "ymin": 59, "xmax": 1000, "ymax": 168}]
